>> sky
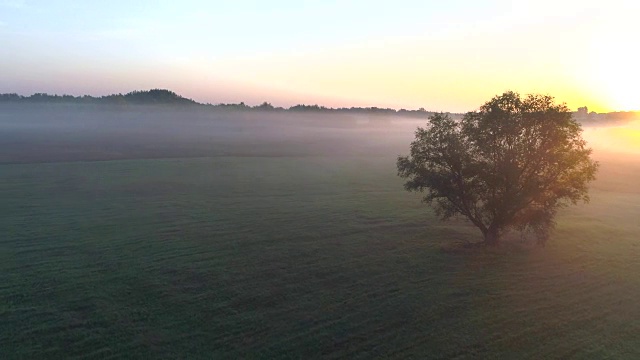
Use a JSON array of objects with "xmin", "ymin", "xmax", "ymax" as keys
[{"xmin": 0, "ymin": 0, "xmax": 638, "ymax": 112}]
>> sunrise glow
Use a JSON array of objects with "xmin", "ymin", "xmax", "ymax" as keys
[{"xmin": 0, "ymin": 0, "xmax": 638, "ymax": 112}]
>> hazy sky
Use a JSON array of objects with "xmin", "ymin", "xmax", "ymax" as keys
[{"xmin": 1, "ymin": 0, "xmax": 638, "ymax": 112}]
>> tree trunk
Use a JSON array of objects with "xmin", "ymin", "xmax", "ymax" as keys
[{"xmin": 484, "ymin": 226, "xmax": 501, "ymax": 246}]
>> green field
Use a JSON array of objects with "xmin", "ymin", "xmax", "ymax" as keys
[{"xmin": 2, "ymin": 155, "xmax": 640, "ymax": 359}]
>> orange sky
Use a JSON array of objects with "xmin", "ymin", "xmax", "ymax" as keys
[{"xmin": 1, "ymin": 0, "xmax": 638, "ymax": 112}]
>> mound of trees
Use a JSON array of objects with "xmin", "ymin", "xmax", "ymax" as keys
[
  {"xmin": 0, "ymin": 89, "xmax": 197, "ymax": 105},
  {"xmin": 397, "ymin": 92, "xmax": 598, "ymax": 246}
]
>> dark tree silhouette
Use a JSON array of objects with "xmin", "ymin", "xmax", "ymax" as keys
[
  {"xmin": 0, "ymin": 90, "xmax": 460, "ymax": 119},
  {"xmin": 0, "ymin": 89, "xmax": 197, "ymax": 105},
  {"xmin": 397, "ymin": 92, "xmax": 599, "ymax": 246}
]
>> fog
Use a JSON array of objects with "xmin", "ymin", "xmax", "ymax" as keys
[
  {"xmin": 582, "ymin": 120, "xmax": 640, "ymax": 157},
  {"xmin": 0, "ymin": 104, "xmax": 421, "ymax": 163},
  {"xmin": 0, "ymin": 104, "xmax": 638, "ymax": 168}
]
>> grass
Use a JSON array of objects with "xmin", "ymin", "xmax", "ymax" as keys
[{"xmin": 1, "ymin": 155, "xmax": 639, "ymax": 359}]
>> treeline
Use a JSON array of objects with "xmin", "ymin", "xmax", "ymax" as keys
[
  {"xmin": 2, "ymin": 89, "xmax": 637, "ymax": 121},
  {"xmin": 604, "ymin": 111, "xmax": 640, "ymax": 120},
  {"xmin": 214, "ymin": 101, "xmax": 440, "ymax": 117},
  {"xmin": 0, "ymin": 89, "xmax": 197, "ymax": 106},
  {"xmin": 574, "ymin": 110, "xmax": 640, "ymax": 124},
  {"xmin": 0, "ymin": 89, "xmax": 453, "ymax": 118}
]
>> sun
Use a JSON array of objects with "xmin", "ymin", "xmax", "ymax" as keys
[
  {"xmin": 587, "ymin": 24, "xmax": 640, "ymax": 111},
  {"xmin": 597, "ymin": 56, "xmax": 640, "ymax": 111}
]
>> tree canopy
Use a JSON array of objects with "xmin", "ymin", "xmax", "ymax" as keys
[{"xmin": 397, "ymin": 92, "xmax": 599, "ymax": 246}]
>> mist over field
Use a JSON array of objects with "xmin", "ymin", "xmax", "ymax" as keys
[
  {"xmin": 583, "ymin": 119, "xmax": 640, "ymax": 156},
  {"xmin": 2, "ymin": 103, "xmax": 638, "ymax": 204},
  {"xmin": 1, "ymin": 104, "xmax": 639, "ymax": 358},
  {"xmin": 0, "ymin": 104, "xmax": 419, "ymax": 163},
  {"xmin": 1, "ymin": 104, "xmax": 636, "ymax": 163}
]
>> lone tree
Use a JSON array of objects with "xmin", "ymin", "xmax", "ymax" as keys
[{"xmin": 397, "ymin": 92, "xmax": 598, "ymax": 246}]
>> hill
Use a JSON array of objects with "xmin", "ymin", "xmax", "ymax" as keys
[
  {"xmin": 0, "ymin": 89, "xmax": 454, "ymax": 119},
  {"xmin": 0, "ymin": 89, "xmax": 197, "ymax": 106},
  {"xmin": 1, "ymin": 89, "xmax": 637, "ymax": 124}
]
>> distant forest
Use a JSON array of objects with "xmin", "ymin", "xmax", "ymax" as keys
[
  {"xmin": 0, "ymin": 89, "xmax": 451, "ymax": 118},
  {"xmin": 1, "ymin": 89, "xmax": 637, "ymax": 121}
]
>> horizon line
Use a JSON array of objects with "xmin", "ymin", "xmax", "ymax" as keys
[{"xmin": 2, "ymin": 88, "xmax": 638, "ymax": 115}]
